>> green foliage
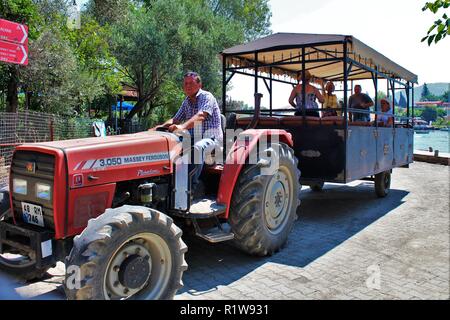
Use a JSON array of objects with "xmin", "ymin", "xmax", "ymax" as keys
[
  {"xmin": 421, "ymin": 0, "xmax": 449, "ymax": 45},
  {"xmin": 1, "ymin": 0, "xmax": 272, "ymax": 125},
  {"xmin": 86, "ymin": 0, "xmax": 130, "ymax": 26},
  {"xmin": 433, "ymin": 117, "xmax": 450, "ymax": 127},
  {"xmin": 439, "ymin": 90, "xmax": 450, "ymax": 101},
  {"xmin": 207, "ymin": 0, "xmax": 272, "ymax": 41},
  {"xmin": 0, "ymin": 0, "xmax": 42, "ymax": 39},
  {"xmin": 421, "ymin": 106, "xmax": 438, "ymax": 122},
  {"xmin": 421, "ymin": 83, "xmax": 430, "ymax": 98}
]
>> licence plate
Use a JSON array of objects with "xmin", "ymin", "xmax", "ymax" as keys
[{"xmin": 21, "ymin": 202, "xmax": 44, "ymax": 227}]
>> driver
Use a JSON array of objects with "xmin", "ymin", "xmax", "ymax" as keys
[{"xmin": 150, "ymin": 71, "xmax": 223, "ymax": 192}]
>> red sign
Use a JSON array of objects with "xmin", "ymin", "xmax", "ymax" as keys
[
  {"xmin": 0, "ymin": 19, "xmax": 28, "ymax": 45},
  {"xmin": 0, "ymin": 40, "xmax": 28, "ymax": 65}
]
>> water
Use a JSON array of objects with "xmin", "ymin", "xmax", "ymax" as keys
[{"xmin": 414, "ymin": 130, "xmax": 450, "ymax": 153}]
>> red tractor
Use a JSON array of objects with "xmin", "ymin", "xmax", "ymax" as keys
[{"xmin": 0, "ymin": 95, "xmax": 301, "ymax": 299}]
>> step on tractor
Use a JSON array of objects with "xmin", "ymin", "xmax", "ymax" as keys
[{"xmin": 0, "ymin": 93, "xmax": 301, "ymax": 300}]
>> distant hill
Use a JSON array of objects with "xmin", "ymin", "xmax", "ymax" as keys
[{"xmin": 413, "ymin": 82, "xmax": 449, "ymax": 102}]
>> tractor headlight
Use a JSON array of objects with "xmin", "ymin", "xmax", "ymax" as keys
[
  {"xmin": 13, "ymin": 178, "xmax": 27, "ymax": 195},
  {"xmin": 36, "ymin": 183, "xmax": 51, "ymax": 201}
]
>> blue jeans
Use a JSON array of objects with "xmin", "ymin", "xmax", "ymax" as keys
[{"xmin": 189, "ymin": 138, "xmax": 217, "ymax": 185}]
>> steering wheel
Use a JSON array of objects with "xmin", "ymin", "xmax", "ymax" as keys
[{"xmin": 155, "ymin": 126, "xmax": 170, "ymax": 132}]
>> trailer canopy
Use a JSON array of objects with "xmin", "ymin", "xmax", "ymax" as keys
[{"xmin": 221, "ymin": 33, "xmax": 418, "ymax": 83}]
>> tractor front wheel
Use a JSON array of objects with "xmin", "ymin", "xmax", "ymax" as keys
[
  {"xmin": 0, "ymin": 252, "xmax": 50, "ymax": 281},
  {"xmin": 229, "ymin": 142, "xmax": 301, "ymax": 256},
  {"xmin": 64, "ymin": 206, "xmax": 187, "ymax": 300}
]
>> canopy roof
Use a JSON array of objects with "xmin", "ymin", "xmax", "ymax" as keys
[{"xmin": 221, "ymin": 33, "xmax": 418, "ymax": 83}]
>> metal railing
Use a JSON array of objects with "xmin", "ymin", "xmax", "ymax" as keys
[{"xmin": 0, "ymin": 111, "xmax": 94, "ymax": 188}]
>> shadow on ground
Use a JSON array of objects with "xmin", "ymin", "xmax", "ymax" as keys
[
  {"xmin": 178, "ymin": 182, "xmax": 408, "ymax": 294},
  {"xmin": 0, "ymin": 182, "xmax": 408, "ymax": 299}
]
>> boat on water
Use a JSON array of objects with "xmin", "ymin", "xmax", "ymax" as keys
[
  {"xmin": 413, "ymin": 118, "xmax": 432, "ymax": 134},
  {"xmin": 439, "ymin": 127, "xmax": 449, "ymax": 131}
]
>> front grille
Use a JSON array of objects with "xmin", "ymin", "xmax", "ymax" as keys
[{"xmin": 10, "ymin": 151, "xmax": 56, "ymax": 230}]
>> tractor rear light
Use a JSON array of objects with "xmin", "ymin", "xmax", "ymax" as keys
[
  {"xmin": 36, "ymin": 183, "xmax": 52, "ymax": 201},
  {"xmin": 13, "ymin": 178, "xmax": 27, "ymax": 195}
]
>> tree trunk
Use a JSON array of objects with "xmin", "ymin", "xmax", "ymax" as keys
[{"xmin": 6, "ymin": 66, "xmax": 19, "ymax": 113}]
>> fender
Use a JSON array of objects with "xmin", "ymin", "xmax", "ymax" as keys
[{"xmin": 217, "ymin": 129, "xmax": 293, "ymax": 219}]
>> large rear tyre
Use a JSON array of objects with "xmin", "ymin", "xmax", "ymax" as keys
[
  {"xmin": 64, "ymin": 206, "xmax": 187, "ymax": 300},
  {"xmin": 375, "ymin": 171, "xmax": 391, "ymax": 198},
  {"xmin": 229, "ymin": 142, "xmax": 301, "ymax": 256}
]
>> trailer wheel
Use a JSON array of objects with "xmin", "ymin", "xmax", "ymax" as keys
[
  {"xmin": 310, "ymin": 182, "xmax": 324, "ymax": 192},
  {"xmin": 0, "ymin": 253, "xmax": 50, "ymax": 281},
  {"xmin": 64, "ymin": 206, "xmax": 187, "ymax": 300},
  {"xmin": 229, "ymin": 142, "xmax": 301, "ymax": 256},
  {"xmin": 375, "ymin": 171, "xmax": 391, "ymax": 197}
]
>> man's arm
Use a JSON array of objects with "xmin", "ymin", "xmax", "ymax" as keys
[
  {"xmin": 362, "ymin": 94, "xmax": 374, "ymax": 109},
  {"xmin": 168, "ymin": 111, "xmax": 207, "ymax": 132}
]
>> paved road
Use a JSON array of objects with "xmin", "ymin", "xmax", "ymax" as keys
[{"xmin": 1, "ymin": 162, "xmax": 449, "ymax": 300}]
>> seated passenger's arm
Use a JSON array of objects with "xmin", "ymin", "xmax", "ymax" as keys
[
  {"xmin": 288, "ymin": 88, "xmax": 297, "ymax": 108},
  {"xmin": 363, "ymin": 95, "xmax": 374, "ymax": 108}
]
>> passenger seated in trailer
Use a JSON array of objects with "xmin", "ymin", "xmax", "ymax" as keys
[
  {"xmin": 288, "ymin": 70, "xmax": 324, "ymax": 117},
  {"xmin": 348, "ymin": 84, "xmax": 374, "ymax": 122},
  {"xmin": 321, "ymin": 81, "xmax": 340, "ymax": 117},
  {"xmin": 378, "ymin": 98, "xmax": 394, "ymax": 127}
]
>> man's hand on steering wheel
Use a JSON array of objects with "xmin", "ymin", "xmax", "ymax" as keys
[{"xmin": 168, "ymin": 124, "xmax": 184, "ymax": 133}]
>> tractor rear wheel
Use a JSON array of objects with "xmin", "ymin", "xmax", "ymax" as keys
[
  {"xmin": 229, "ymin": 142, "xmax": 301, "ymax": 256},
  {"xmin": 64, "ymin": 206, "xmax": 187, "ymax": 300},
  {"xmin": 310, "ymin": 182, "xmax": 324, "ymax": 192}
]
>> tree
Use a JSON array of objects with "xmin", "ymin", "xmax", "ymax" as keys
[
  {"xmin": 398, "ymin": 92, "xmax": 407, "ymax": 107},
  {"xmin": 439, "ymin": 89, "xmax": 450, "ymax": 102},
  {"xmin": 109, "ymin": 0, "xmax": 267, "ymax": 122},
  {"xmin": 421, "ymin": 106, "xmax": 438, "ymax": 122},
  {"xmin": 21, "ymin": 26, "xmax": 107, "ymax": 114},
  {"xmin": 110, "ymin": 1, "xmax": 187, "ymax": 120},
  {"xmin": 421, "ymin": 83, "xmax": 431, "ymax": 100},
  {"xmin": 208, "ymin": 0, "xmax": 272, "ymax": 41},
  {"xmin": 421, "ymin": 0, "xmax": 449, "ymax": 46},
  {"xmin": 85, "ymin": 0, "xmax": 130, "ymax": 26}
]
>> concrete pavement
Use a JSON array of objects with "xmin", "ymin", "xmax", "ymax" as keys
[{"xmin": 0, "ymin": 161, "xmax": 448, "ymax": 300}]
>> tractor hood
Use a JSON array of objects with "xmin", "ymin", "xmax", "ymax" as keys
[{"xmin": 16, "ymin": 131, "xmax": 182, "ymax": 189}]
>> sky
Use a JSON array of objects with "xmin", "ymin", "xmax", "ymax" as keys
[{"xmin": 76, "ymin": 0, "xmax": 449, "ymax": 105}]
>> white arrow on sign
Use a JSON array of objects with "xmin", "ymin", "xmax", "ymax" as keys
[
  {"xmin": 19, "ymin": 24, "xmax": 28, "ymax": 45},
  {"xmin": 20, "ymin": 45, "xmax": 27, "ymax": 65}
]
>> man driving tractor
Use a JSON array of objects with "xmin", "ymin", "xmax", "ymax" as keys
[{"xmin": 151, "ymin": 71, "xmax": 223, "ymax": 194}]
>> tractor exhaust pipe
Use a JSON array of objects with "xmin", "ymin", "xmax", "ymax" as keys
[{"xmin": 247, "ymin": 93, "xmax": 263, "ymax": 130}]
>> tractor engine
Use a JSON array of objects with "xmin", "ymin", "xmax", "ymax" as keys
[{"xmin": 1, "ymin": 131, "xmax": 182, "ymax": 273}]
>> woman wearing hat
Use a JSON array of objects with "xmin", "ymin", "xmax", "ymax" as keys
[{"xmin": 378, "ymin": 98, "xmax": 394, "ymax": 127}]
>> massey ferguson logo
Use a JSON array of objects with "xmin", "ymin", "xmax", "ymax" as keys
[
  {"xmin": 26, "ymin": 162, "xmax": 35, "ymax": 173},
  {"xmin": 137, "ymin": 169, "xmax": 160, "ymax": 177}
]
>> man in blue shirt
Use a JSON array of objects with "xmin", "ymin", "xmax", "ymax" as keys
[{"xmin": 349, "ymin": 85, "xmax": 374, "ymax": 122}]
